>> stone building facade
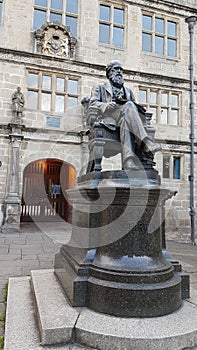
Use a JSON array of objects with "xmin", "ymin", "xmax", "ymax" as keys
[{"xmin": 0, "ymin": 0, "xmax": 196, "ymax": 240}]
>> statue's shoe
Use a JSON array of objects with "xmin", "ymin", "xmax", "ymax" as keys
[
  {"xmin": 144, "ymin": 140, "xmax": 162, "ymax": 154},
  {"xmin": 123, "ymin": 159, "xmax": 139, "ymax": 170}
]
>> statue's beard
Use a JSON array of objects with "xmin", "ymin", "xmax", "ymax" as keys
[{"xmin": 110, "ymin": 74, "xmax": 124, "ymax": 88}]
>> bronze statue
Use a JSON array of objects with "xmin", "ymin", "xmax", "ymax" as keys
[{"xmin": 88, "ymin": 60, "xmax": 161, "ymax": 170}]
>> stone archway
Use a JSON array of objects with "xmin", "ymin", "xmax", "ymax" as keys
[{"xmin": 21, "ymin": 158, "xmax": 76, "ymax": 222}]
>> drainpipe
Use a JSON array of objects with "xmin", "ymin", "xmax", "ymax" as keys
[{"xmin": 185, "ymin": 16, "xmax": 197, "ymax": 245}]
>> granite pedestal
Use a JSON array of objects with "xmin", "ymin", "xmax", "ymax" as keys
[{"xmin": 55, "ymin": 170, "xmax": 182, "ymax": 318}]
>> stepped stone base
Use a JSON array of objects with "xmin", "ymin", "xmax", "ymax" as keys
[{"xmin": 4, "ymin": 269, "xmax": 197, "ymax": 350}]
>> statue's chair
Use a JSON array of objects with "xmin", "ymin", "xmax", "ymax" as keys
[{"xmin": 81, "ymin": 97, "xmax": 156, "ymax": 173}]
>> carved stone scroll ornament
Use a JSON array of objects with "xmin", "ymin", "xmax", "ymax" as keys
[{"xmin": 35, "ymin": 21, "xmax": 77, "ymax": 58}]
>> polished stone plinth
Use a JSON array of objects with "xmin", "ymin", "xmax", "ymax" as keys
[{"xmin": 55, "ymin": 170, "xmax": 182, "ymax": 318}]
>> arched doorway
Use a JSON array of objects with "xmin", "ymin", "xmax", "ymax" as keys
[{"xmin": 21, "ymin": 159, "xmax": 76, "ymax": 222}]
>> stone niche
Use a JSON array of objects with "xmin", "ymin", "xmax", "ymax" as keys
[{"xmin": 34, "ymin": 21, "xmax": 77, "ymax": 58}]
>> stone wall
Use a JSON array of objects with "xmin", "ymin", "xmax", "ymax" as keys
[{"xmin": 0, "ymin": 0, "xmax": 196, "ymax": 239}]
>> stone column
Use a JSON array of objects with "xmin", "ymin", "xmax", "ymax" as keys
[
  {"xmin": 2, "ymin": 88, "xmax": 25, "ymax": 233},
  {"xmin": 2, "ymin": 125, "xmax": 24, "ymax": 233}
]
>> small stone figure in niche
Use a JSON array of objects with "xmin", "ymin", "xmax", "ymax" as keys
[
  {"xmin": 89, "ymin": 60, "xmax": 161, "ymax": 169},
  {"xmin": 11, "ymin": 87, "xmax": 25, "ymax": 121}
]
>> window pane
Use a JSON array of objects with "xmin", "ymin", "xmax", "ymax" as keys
[
  {"xmin": 28, "ymin": 73, "xmax": 38, "ymax": 89},
  {"xmin": 171, "ymin": 94, "xmax": 178, "ymax": 107},
  {"xmin": 55, "ymin": 95, "xmax": 64, "ymax": 113},
  {"xmin": 50, "ymin": 12, "xmax": 62, "ymax": 23},
  {"xmin": 68, "ymin": 80, "xmax": 78, "ymax": 94},
  {"xmin": 155, "ymin": 18, "xmax": 164, "ymax": 34},
  {"xmin": 51, "ymin": 0, "xmax": 62, "ymax": 11},
  {"xmin": 161, "ymin": 108, "xmax": 168, "ymax": 124},
  {"xmin": 113, "ymin": 27, "xmax": 124, "ymax": 47},
  {"xmin": 168, "ymin": 21, "xmax": 176, "ymax": 36},
  {"xmin": 163, "ymin": 156, "xmax": 170, "ymax": 178},
  {"xmin": 169, "ymin": 110, "xmax": 178, "ymax": 125},
  {"xmin": 168, "ymin": 39, "xmax": 176, "ymax": 57},
  {"xmin": 139, "ymin": 90, "xmax": 147, "ymax": 104},
  {"xmin": 56, "ymin": 78, "xmax": 65, "ymax": 92},
  {"xmin": 34, "ymin": 9, "xmax": 46, "ymax": 29},
  {"xmin": 42, "ymin": 76, "xmax": 51, "ymax": 90},
  {"xmin": 142, "ymin": 33, "xmax": 152, "ymax": 52},
  {"xmin": 142, "ymin": 15, "xmax": 152, "ymax": 31},
  {"xmin": 99, "ymin": 24, "xmax": 110, "ymax": 44},
  {"xmin": 100, "ymin": 5, "xmax": 110, "ymax": 22},
  {"xmin": 155, "ymin": 36, "xmax": 164, "ymax": 55},
  {"xmin": 149, "ymin": 107, "xmax": 157, "ymax": 122},
  {"xmin": 67, "ymin": 97, "xmax": 78, "ymax": 113},
  {"xmin": 41, "ymin": 93, "xmax": 51, "ymax": 111},
  {"xmin": 66, "ymin": 16, "xmax": 77, "ymax": 36},
  {"xmin": 66, "ymin": 0, "xmax": 78, "ymax": 14},
  {"xmin": 161, "ymin": 93, "xmax": 168, "ymax": 105},
  {"xmin": 150, "ymin": 91, "xmax": 157, "ymax": 104},
  {"xmin": 27, "ymin": 91, "xmax": 38, "ymax": 109},
  {"xmin": 114, "ymin": 8, "xmax": 124, "ymax": 25},
  {"xmin": 173, "ymin": 157, "xmax": 180, "ymax": 179},
  {"xmin": 35, "ymin": 0, "xmax": 47, "ymax": 7}
]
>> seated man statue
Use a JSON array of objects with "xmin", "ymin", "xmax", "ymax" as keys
[{"xmin": 89, "ymin": 60, "xmax": 161, "ymax": 170}]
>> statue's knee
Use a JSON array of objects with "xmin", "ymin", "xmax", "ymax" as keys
[
  {"xmin": 121, "ymin": 101, "xmax": 136, "ymax": 118},
  {"xmin": 126, "ymin": 101, "xmax": 133, "ymax": 106},
  {"xmin": 122, "ymin": 101, "xmax": 135, "ymax": 111}
]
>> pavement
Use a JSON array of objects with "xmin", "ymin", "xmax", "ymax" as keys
[{"xmin": 0, "ymin": 221, "xmax": 197, "ymax": 343}]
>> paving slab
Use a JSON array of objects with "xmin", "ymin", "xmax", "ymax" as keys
[
  {"xmin": 0, "ymin": 248, "xmax": 9, "ymax": 254},
  {"xmin": 0, "ymin": 266, "xmax": 23, "ymax": 279},
  {"xmin": 8, "ymin": 248, "xmax": 22, "ymax": 255},
  {"xmin": 0, "ymin": 255, "xmax": 21, "ymax": 261}
]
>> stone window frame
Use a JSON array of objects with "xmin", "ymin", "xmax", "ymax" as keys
[
  {"xmin": 162, "ymin": 154, "xmax": 182, "ymax": 180},
  {"xmin": 142, "ymin": 11, "xmax": 178, "ymax": 58},
  {"xmin": 138, "ymin": 87, "xmax": 181, "ymax": 126},
  {"xmin": 27, "ymin": 70, "xmax": 79, "ymax": 116},
  {"xmin": 99, "ymin": 2, "xmax": 125, "ymax": 48},
  {"xmin": 33, "ymin": 0, "xmax": 78, "ymax": 36}
]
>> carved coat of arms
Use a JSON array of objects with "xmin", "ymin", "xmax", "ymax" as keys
[{"xmin": 35, "ymin": 22, "xmax": 77, "ymax": 58}]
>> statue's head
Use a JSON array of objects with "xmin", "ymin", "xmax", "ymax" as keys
[
  {"xmin": 106, "ymin": 60, "xmax": 124, "ymax": 87},
  {"xmin": 17, "ymin": 87, "xmax": 21, "ymax": 93}
]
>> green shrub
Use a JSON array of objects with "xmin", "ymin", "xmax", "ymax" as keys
[
  {"xmin": 0, "ymin": 305, "xmax": 6, "ymax": 330},
  {"xmin": 0, "ymin": 335, "xmax": 4, "ymax": 349},
  {"xmin": 3, "ymin": 284, "xmax": 8, "ymax": 302}
]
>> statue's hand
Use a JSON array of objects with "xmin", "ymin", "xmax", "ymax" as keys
[
  {"xmin": 104, "ymin": 102, "xmax": 117, "ymax": 113},
  {"xmin": 115, "ymin": 96, "xmax": 128, "ymax": 105},
  {"xmin": 114, "ymin": 91, "xmax": 128, "ymax": 105}
]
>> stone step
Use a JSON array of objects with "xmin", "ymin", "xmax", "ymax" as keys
[
  {"xmin": 4, "ymin": 270, "xmax": 197, "ymax": 350},
  {"xmin": 4, "ymin": 275, "xmax": 95, "ymax": 350},
  {"xmin": 4, "ymin": 276, "xmax": 68, "ymax": 350},
  {"xmin": 30, "ymin": 269, "xmax": 79, "ymax": 346},
  {"xmin": 75, "ymin": 297, "xmax": 197, "ymax": 350}
]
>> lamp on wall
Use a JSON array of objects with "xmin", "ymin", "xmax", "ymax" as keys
[{"xmin": 185, "ymin": 16, "xmax": 197, "ymax": 245}]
